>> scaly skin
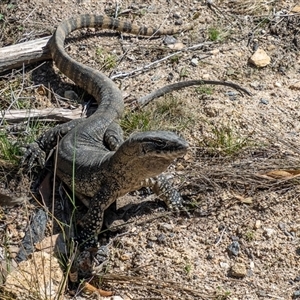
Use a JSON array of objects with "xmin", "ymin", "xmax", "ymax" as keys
[
  {"xmin": 22, "ymin": 15, "xmax": 189, "ymax": 249},
  {"xmin": 73, "ymin": 131, "xmax": 188, "ymax": 248}
]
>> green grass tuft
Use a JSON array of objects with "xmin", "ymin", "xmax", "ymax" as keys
[
  {"xmin": 95, "ymin": 47, "xmax": 118, "ymax": 71},
  {"xmin": 0, "ymin": 133, "xmax": 23, "ymax": 164},
  {"xmin": 121, "ymin": 95, "xmax": 194, "ymax": 136},
  {"xmin": 208, "ymin": 27, "xmax": 225, "ymax": 42},
  {"xmin": 199, "ymin": 122, "xmax": 253, "ymax": 156}
]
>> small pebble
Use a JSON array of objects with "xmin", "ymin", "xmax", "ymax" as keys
[
  {"xmin": 278, "ymin": 222, "xmax": 286, "ymax": 231},
  {"xmin": 293, "ymin": 290, "xmax": 300, "ymax": 297},
  {"xmin": 274, "ymin": 82, "xmax": 282, "ymax": 87},
  {"xmin": 218, "ymin": 224, "xmax": 225, "ymax": 231},
  {"xmin": 163, "ymin": 35, "xmax": 177, "ymax": 45},
  {"xmin": 230, "ymin": 262, "xmax": 247, "ymax": 278},
  {"xmin": 147, "ymin": 235, "xmax": 157, "ymax": 241},
  {"xmin": 260, "ymin": 98, "xmax": 269, "ymax": 105},
  {"xmin": 157, "ymin": 233, "xmax": 166, "ymax": 244},
  {"xmin": 78, "ymin": 44, "xmax": 87, "ymax": 51},
  {"xmin": 227, "ymin": 241, "xmax": 240, "ymax": 256},
  {"xmin": 294, "ymin": 276, "xmax": 300, "ymax": 282},
  {"xmin": 210, "ymin": 49, "xmax": 219, "ymax": 55},
  {"xmin": 151, "ymin": 75, "xmax": 161, "ymax": 81},
  {"xmin": 191, "ymin": 58, "xmax": 198, "ymax": 67},
  {"xmin": 220, "ymin": 262, "xmax": 230, "ymax": 270},
  {"xmin": 111, "ymin": 296, "xmax": 125, "ymax": 300},
  {"xmin": 167, "ymin": 73, "xmax": 174, "ymax": 81},
  {"xmin": 158, "ymin": 223, "xmax": 174, "ymax": 232},
  {"xmin": 173, "ymin": 12, "xmax": 181, "ymax": 19},
  {"xmin": 227, "ymin": 91, "xmax": 237, "ymax": 101},
  {"xmin": 254, "ymin": 220, "xmax": 262, "ymax": 229},
  {"xmin": 264, "ymin": 228, "xmax": 275, "ymax": 238},
  {"xmin": 96, "ymin": 246, "xmax": 109, "ymax": 259},
  {"xmin": 167, "ymin": 42, "xmax": 185, "ymax": 50},
  {"xmin": 202, "ymin": 73, "xmax": 210, "ymax": 80},
  {"xmin": 146, "ymin": 241, "xmax": 154, "ymax": 248},
  {"xmin": 206, "ymin": 253, "xmax": 213, "ymax": 260}
]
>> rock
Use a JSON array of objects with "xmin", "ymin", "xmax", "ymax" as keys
[
  {"xmin": 146, "ymin": 241, "xmax": 154, "ymax": 248},
  {"xmin": 278, "ymin": 222, "xmax": 286, "ymax": 231},
  {"xmin": 157, "ymin": 233, "xmax": 166, "ymax": 244},
  {"xmin": 220, "ymin": 261, "xmax": 230, "ymax": 270},
  {"xmin": 227, "ymin": 91, "xmax": 237, "ymax": 101},
  {"xmin": 250, "ymin": 81, "xmax": 265, "ymax": 90},
  {"xmin": 274, "ymin": 82, "xmax": 282, "ymax": 88},
  {"xmin": 78, "ymin": 0, "xmax": 91, "ymax": 3},
  {"xmin": 175, "ymin": 19, "xmax": 183, "ymax": 26},
  {"xmin": 173, "ymin": 12, "xmax": 181, "ymax": 19},
  {"xmin": 264, "ymin": 228, "xmax": 275, "ymax": 238},
  {"xmin": 260, "ymin": 98, "xmax": 269, "ymax": 105},
  {"xmin": 230, "ymin": 262, "xmax": 247, "ymax": 278},
  {"xmin": 191, "ymin": 58, "xmax": 199, "ymax": 66},
  {"xmin": 206, "ymin": 253, "xmax": 214, "ymax": 260},
  {"xmin": 16, "ymin": 209, "xmax": 48, "ymax": 263},
  {"xmin": 147, "ymin": 235, "xmax": 157, "ymax": 241},
  {"xmin": 158, "ymin": 223, "xmax": 174, "ymax": 232},
  {"xmin": 249, "ymin": 48, "xmax": 271, "ymax": 67},
  {"xmin": 267, "ymin": 44, "xmax": 276, "ymax": 51},
  {"xmin": 202, "ymin": 73, "xmax": 210, "ymax": 80},
  {"xmin": 227, "ymin": 241, "xmax": 240, "ymax": 256},
  {"xmin": 210, "ymin": 49, "xmax": 219, "ymax": 55},
  {"xmin": 254, "ymin": 220, "xmax": 262, "ymax": 229},
  {"xmin": 167, "ymin": 42, "xmax": 185, "ymax": 50},
  {"xmin": 4, "ymin": 251, "xmax": 64, "ymax": 299},
  {"xmin": 289, "ymin": 81, "xmax": 300, "ymax": 90},
  {"xmin": 64, "ymin": 90, "xmax": 79, "ymax": 101},
  {"xmin": 110, "ymin": 296, "xmax": 124, "ymax": 300},
  {"xmin": 163, "ymin": 35, "xmax": 177, "ymax": 45},
  {"xmin": 293, "ymin": 290, "xmax": 300, "ymax": 297},
  {"xmin": 35, "ymin": 234, "xmax": 60, "ymax": 253},
  {"xmin": 295, "ymin": 276, "xmax": 300, "ymax": 282},
  {"xmin": 7, "ymin": 245, "xmax": 19, "ymax": 259}
]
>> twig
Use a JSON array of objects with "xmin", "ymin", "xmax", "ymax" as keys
[
  {"xmin": 215, "ymin": 227, "xmax": 226, "ymax": 246},
  {"xmin": 111, "ymin": 42, "xmax": 213, "ymax": 80}
]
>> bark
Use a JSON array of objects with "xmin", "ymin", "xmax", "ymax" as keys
[{"xmin": 0, "ymin": 36, "xmax": 51, "ymax": 74}]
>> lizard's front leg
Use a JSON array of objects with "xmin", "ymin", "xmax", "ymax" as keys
[
  {"xmin": 76, "ymin": 188, "xmax": 115, "ymax": 250},
  {"xmin": 21, "ymin": 118, "xmax": 85, "ymax": 167}
]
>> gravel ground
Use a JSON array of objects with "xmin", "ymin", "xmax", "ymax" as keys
[{"xmin": 0, "ymin": 0, "xmax": 300, "ymax": 299}]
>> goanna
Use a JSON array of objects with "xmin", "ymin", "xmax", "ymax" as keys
[{"xmin": 23, "ymin": 14, "xmax": 189, "ymax": 249}]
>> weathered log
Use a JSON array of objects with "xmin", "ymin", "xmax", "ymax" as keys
[
  {"xmin": 0, "ymin": 36, "xmax": 51, "ymax": 74},
  {"xmin": 1, "ymin": 106, "xmax": 84, "ymax": 123}
]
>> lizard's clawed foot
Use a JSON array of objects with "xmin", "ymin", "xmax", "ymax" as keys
[{"xmin": 21, "ymin": 142, "xmax": 46, "ymax": 168}]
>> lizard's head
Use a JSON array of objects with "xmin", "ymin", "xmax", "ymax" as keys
[{"xmin": 116, "ymin": 131, "xmax": 188, "ymax": 178}]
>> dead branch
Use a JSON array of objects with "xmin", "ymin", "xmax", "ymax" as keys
[
  {"xmin": 1, "ymin": 106, "xmax": 84, "ymax": 124},
  {"xmin": 0, "ymin": 36, "xmax": 51, "ymax": 74},
  {"xmin": 111, "ymin": 42, "xmax": 213, "ymax": 80}
]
